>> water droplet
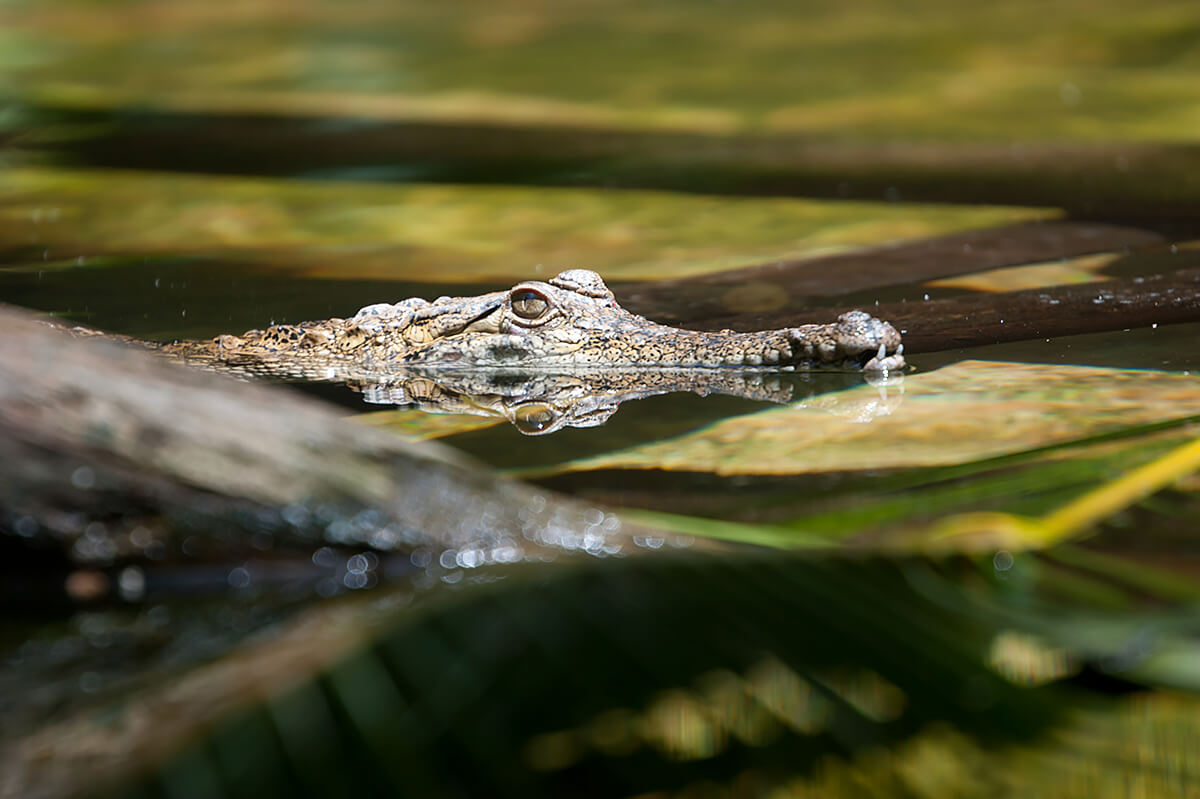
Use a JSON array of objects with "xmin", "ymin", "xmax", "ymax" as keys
[
  {"xmin": 13, "ymin": 515, "xmax": 37, "ymax": 538},
  {"xmin": 312, "ymin": 547, "xmax": 338, "ymax": 568},
  {"xmin": 79, "ymin": 672, "xmax": 104, "ymax": 694},
  {"xmin": 129, "ymin": 526, "xmax": 153, "ymax": 548},
  {"xmin": 118, "ymin": 566, "xmax": 146, "ymax": 601},
  {"xmin": 227, "ymin": 566, "xmax": 252, "ymax": 589},
  {"xmin": 70, "ymin": 466, "xmax": 96, "ymax": 490}
]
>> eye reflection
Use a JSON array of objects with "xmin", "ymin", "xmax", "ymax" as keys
[
  {"xmin": 513, "ymin": 403, "xmax": 558, "ymax": 435},
  {"xmin": 510, "ymin": 288, "xmax": 550, "ymax": 320}
]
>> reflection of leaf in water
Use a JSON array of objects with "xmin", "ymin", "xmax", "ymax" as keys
[
  {"xmin": 924, "ymin": 433, "xmax": 1200, "ymax": 551},
  {"xmin": 10, "ymin": 551, "xmax": 1200, "ymax": 797},
  {"xmin": 0, "ymin": 167, "xmax": 1043, "ymax": 283},
  {"xmin": 0, "ymin": 554, "xmax": 1067, "ymax": 797},
  {"xmin": 354, "ymin": 407, "xmax": 504, "ymax": 440},
  {"xmin": 543, "ymin": 362, "xmax": 1200, "ymax": 476}
]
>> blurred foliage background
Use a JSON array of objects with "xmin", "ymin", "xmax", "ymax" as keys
[{"xmin": 2, "ymin": 1, "xmax": 1200, "ymax": 797}]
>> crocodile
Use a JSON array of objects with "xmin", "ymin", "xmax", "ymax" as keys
[{"xmin": 119, "ymin": 269, "xmax": 905, "ymax": 378}]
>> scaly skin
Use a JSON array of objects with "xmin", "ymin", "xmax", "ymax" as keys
[{"xmin": 149, "ymin": 270, "xmax": 906, "ymax": 377}]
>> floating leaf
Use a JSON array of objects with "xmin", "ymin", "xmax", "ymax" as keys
[
  {"xmin": 606, "ymin": 422, "xmax": 1199, "ymax": 557},
  {"xmin": 542, "ymin": 362, "xmax": 1200, "ymax": 477},
  {"xmin": 926, "ymin": 252, "xmax": 1119, "ymax": 293}
]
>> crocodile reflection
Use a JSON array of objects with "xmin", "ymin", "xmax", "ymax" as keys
[{"xmin": 345, "ymin": 369, "xmax": 905, "ymax": 435}]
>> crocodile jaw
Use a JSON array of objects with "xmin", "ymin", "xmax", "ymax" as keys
[{"xmin": 396, "ymin": 312, "xmax": 904, "ymax": 371}]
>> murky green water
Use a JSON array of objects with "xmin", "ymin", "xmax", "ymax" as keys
[{"xmin": 3, "ymin": 1, "xmax": 1200, "ymax": 796}]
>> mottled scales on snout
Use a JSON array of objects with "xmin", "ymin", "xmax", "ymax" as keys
[{"xmin": 156, "ymin": 269, "xmax": 906, "ymax": 375}]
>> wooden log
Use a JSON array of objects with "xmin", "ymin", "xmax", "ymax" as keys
[
  {"xmin": 617, "ymin": 220, "xmax": 1166, "ymax": 325},
  {"xmin": 869, "ymin": 267, "xmax": 1200, "ymax": 353},
  {"xmin": 0, "ymin": 305, "xmax": 680, "ymax": 580},
  {"xmin": 684, "ymin": 267, "xmax": 1200, "ymax": 355}
]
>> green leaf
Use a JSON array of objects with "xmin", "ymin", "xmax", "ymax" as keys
[{"xmin": 539, "ymin": 361, "xmax": 1200, "ymax": 477}]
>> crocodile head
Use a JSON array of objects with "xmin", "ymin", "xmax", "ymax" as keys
[
  {"xmin": 346, "ymin": 269, "xmax": 904, "ymax": 372},
  {"xmin": 167, "ymin": 269, "xmax": 904, "ymax": 374}
]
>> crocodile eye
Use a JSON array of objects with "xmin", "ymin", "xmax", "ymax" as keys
[
  {"xmin": 510, "ymin": 288, "xmax": 549, "ymax": 320},
  {"xmin": 513, "ymin": 403, "xmax": 558, "ymax": 435}
]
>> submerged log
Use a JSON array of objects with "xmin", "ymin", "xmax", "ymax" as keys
[
  {"xmin": 689, "ymin": 267, "xmax": 1200, "ymax": 355},
  {"xmin": 0, "ymin": 304, "xmax": 680, "ymax": 592},
  {"xmin": 869, "ymin": 267, "xmax": 1200, "ymax": 353},
  {"xmin": 619, "ymin": 220, "xmax": 1167, "ymax": 325}
]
